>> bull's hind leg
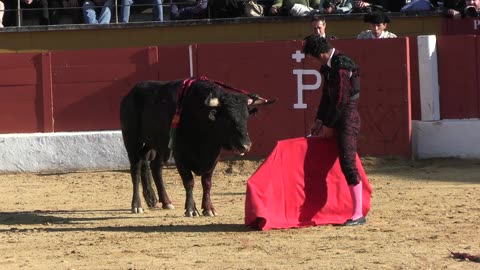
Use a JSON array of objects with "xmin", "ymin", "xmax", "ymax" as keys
[
  {"xmin": 201, "ymin": 172, "xmax": 217, "ymax": 216},
  {"xmin": 140, "ymin": 148, "xmax": 160, "ymax": 209},
  {"xmin": 130, "ymin": 159, "xmax": 145, "ymax": 213},
  {"xmin": 150, "ymin": 157, "xmax": 174, "ymax": 210},
  {"xmin": 140, "ymin": 160, "xmax": 160, "ymax": 209}
]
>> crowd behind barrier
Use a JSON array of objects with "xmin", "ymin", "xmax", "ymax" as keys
[{"xmin": 1, "ymin": 0, "xmax": 480, "ymax": 28}]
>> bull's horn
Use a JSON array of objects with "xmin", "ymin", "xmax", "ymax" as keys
[
  {"xmin": 249, "ymin": 97, "xmax": 277, "ymax": 106},
  {"xmin": 205, "ymin": 94, "xmax": 220, "ymax": 107},
  {"xmin": 208, "ymin": 98, "xmax": 220, "ymax": 107}
]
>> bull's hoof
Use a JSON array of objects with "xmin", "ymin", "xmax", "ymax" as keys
[
  {"xmin": 184, "ymin": 210, "xmax": 200, "ymax": 217},
  {"xmin": 131, "ymin": 207, "xmax": 144, "ymax": 214},
  {"xmin": 146, "ymin": 201, "xmax": 159, "ymax": 208},
  {"xmin": 202, "ymin": 209, "xmax": 217, "ymax": 217},
  {"xmin": 162, "ymin": 203, "xmax": 175, "ymax": 210},
  {"xmin": 148, "ymin": 203, "xmax": 162, "ymax": 210}
]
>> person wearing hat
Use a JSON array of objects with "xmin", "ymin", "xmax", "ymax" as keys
[
  {"xmin": 303, "ymin": 35, "xmax": 366, "ymax": 226},
  {"xmin": 357, "ymin": 11, "xmax": 397, "ymax": 39}
]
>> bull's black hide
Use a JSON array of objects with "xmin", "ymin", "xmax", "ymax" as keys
[{"xmin": 120, "ymin": 78, "xmax": 273, "ymax": 217}]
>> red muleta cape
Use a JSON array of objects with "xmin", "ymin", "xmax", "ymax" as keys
[{"xmin": 245, "ymin": 137, "xmax": 372, "ymax": 231}]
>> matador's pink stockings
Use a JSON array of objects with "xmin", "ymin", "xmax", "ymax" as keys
[{"xmin": 349, "ymin": 181, "xmax": 363, "ymax": 220}]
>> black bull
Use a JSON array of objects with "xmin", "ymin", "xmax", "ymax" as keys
[{"xmin": 120, "ymin": 78, "xmax": 274, "ymax": 216}]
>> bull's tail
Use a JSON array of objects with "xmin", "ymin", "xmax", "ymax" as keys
[{"xmin": 120, "ymin": 85, "xmax": 146, "ymax": 163}]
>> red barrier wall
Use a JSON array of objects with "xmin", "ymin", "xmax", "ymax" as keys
[
  {"xmin": 442, "ymin": 18, "xmax": 480, "ymax": 35},
  {"xmin": 0, "ymin": 39, "xmax": 413, "ymax": 158},
  {"xmin": 0, "ymin": 53, "xmax": 44, "ymax": 133},
  {"xmin": 50, "ymin": 46, "xmax": 191, "ymax": 131},
  {"xmin": 437, "ymin": 35, "xmax": 480, "ymax": 119},
  {"xmin": 331, "ymin": 38, "xmax": 412, "ymax": 158},
  {"xmin": 194, "ymin": 39, "xmax": 412, "ymax": 157},
  {"xmin": 409, "ymin": 37, "xmax": 421, "ymax": 121}
]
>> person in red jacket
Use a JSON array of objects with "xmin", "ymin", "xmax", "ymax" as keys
[{"xmin": 303, "ymin": 35, "xmax": 365, "ymax": 226}]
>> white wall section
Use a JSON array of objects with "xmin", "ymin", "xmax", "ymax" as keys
[
  {"xmin": 0, "ymin": 131, "xmax": 129, "ymax": 173},
  {"xmin": 413, "ymin": 120, "xmax": 480, "ymax": 158},
  {"xmin": 417, "ymin": 35, "xmax": 440, "ymax": 121}
]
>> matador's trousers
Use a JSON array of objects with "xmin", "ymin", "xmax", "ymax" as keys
[{"xmin": 335, "ymin": 100, "xmax": 361, "ymax": 186}]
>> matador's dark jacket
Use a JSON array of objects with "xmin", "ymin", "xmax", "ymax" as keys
[
  {"xmin": 316, "ymin": 49, "xmax": 362, "ymax": 185},
  {"xmin": 316, "ymin": 50, "xmax": 360, "ymax": 128}
]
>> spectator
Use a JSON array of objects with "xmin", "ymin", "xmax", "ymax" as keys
[
  {"xmin": 63, "ymin": 0, "xmax": 83, "ymax": 24},
  {"xmin": 352, "ymin": 0, "xmax": 405, "ymax": 12},
  {"xmin": 464, "ymin": 0, "xmax": 479, "ymax": 16},
  {"xmin": 2, "ymin": 0, "xmax": 14, "ymax": 26},
  {"xmin": 0, "ymin": 0, "xmax": 83, "ymax": 26},
  {"xmin": 120, "ymin": 0, "xmax": 163, "ymax": 22},
  {"xmin": 82, "ymin": 0, "xmax": 113, "ymax": 24},
  {"xmin": 208, "ymin": 0, "xmax": 242, "ymax": 18},
  {"xmin": 13, "ymin": 0, "xmax": 64, "ymax": 25},
  {"xmin": 357, "ymin": 11, "xmax": 397, "ymax": 39},
  {"xmin": 319, "ymin": 0, "xmax": 354, "ymax": 14},
  {"xmin": 385, "ymin": 0, "xmax": 407, "ymax": 11},
  {"xmin": 440, "ymin": 0, "xmax": 466, "ymax": 18},
  {"xmin": 353, "ymin": 0, "xmax": 371, "ymax": 11},
  {"xmin": 400, "ymin": 0, "xmax": 435, "ymax": 12},
  {"xmin": 352, "ymin": 1, "xmax": 384, "ymax": 13},
  {"xmin": 243, "ymin": 0, "xmax": 266, "ymax": 17},
  {"xmin": 0, "ymin": 0, "xmax": 4, "ymax": 27},
  {"xmin": 310, "ymin": 15, "xmax": 336, "ymax": 39},
  {"xmin": 258, "ymin": 0, "xmax": 274, "ymax": 11},
  {"xmin": 269, "ymin": 0, "xmax": 320, "ymax": 16},
  {"xmin": 170, "ymin": 0, "xmax": 207, "ymax": 20},
  {"xmin": 354, "ymin": 0, "xmax": 370, "ymax": 8},
  {"xmin": 430, "ymin": 0, "xmax": 479, "ymax": 18}
]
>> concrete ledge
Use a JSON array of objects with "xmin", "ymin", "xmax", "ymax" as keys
[
  {"xmin": 413, "ymin": 120, "xmax": 480, "ymax": 159},
  {"xmin": 0, "ymin": 131, "xmax": 129, "ymax": 174}
]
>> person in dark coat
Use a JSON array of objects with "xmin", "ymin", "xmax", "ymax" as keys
[
  {"xmin": 310, "ymin": 15, "xmax": 336, "ymax": 39},
  {"xmin": 3, "ymin": 0, "xmax": 66, "ymax": 26},
  {"xmin": 170, "ymin": 0, "xmax": 208, "ymax": 20},
  {"xmin": 208, "ymin": 0, "xmax": 242, "ymax": 18},
  {"xmin": 303, "ymin": 35, "xmax": 365, "ymax": 226}
]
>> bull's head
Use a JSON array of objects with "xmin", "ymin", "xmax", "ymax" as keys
[{"xmin": 203, "ymin": 92, "xmax": 275, "ymax": 155}]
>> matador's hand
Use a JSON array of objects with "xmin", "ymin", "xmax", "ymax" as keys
[
  {"xmin": 319, "ymin": 126, "xmax": 334, "ymax": 139},
  {"xmin": 310, "ymin": 119, "xmax": 323, "ymax": 136}
]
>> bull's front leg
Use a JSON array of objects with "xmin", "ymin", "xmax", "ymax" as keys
[
  {"xmin": 201, "ymin": 172, "xmax": 217, "ymax": 216},
  {"xmin": 177, "ymin": 166, "xmax": 200, "ymax": 217}
]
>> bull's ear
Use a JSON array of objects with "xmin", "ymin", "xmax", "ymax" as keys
[{"xmin": 205, "ymin": 93, "xmax": 220, "ymax": 107}]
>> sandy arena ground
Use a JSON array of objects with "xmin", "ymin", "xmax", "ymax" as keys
[{"xmin": 0, "ymin": 157, "xmax": 479, "ymax": 270}]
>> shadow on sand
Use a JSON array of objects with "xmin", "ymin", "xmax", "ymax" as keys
[{"xmin": 0, "ymin": 210, "xmax": 253, "ymax": 233}]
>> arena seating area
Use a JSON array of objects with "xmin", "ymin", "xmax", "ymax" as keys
[{"xmin": 0, "ymin": 0, "xmax": 453, "ymax": 28}]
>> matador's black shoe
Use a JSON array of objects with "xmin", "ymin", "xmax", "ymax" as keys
[{"xmin": 342, "ymin": 216, "xmax": 366, "ymax": 226}]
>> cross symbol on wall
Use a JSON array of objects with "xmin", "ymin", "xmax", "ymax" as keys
[{"xmin": 292, "ymin": 50, "xmax": 305, "ymax": 63}]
